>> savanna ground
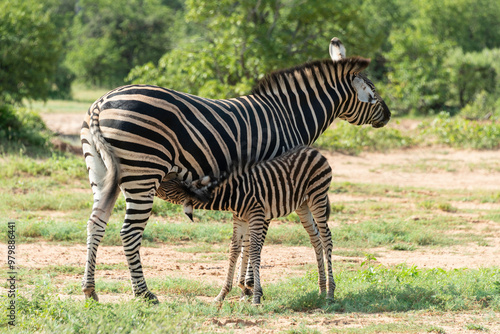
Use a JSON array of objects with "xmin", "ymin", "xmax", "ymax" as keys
[{"xmin": 1, "ymin": 95, "xmax": 499, "ymax": 333}]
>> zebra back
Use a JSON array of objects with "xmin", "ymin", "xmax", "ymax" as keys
[{"xmin": 157, "ymin": 146, "xmax": 332, "ymax": 221}]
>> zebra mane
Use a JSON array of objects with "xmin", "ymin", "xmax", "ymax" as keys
[{"xmin": 250, "ymin": 57, "xmax": 371, "ymax": 96}]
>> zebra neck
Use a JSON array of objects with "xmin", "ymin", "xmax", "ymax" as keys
[{"xmin": 250, "ymin": 61, "xmax": 346, "ymax": 145}]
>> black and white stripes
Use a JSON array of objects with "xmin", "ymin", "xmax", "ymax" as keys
[
  {"xmin": 157, "ymin": 147, "xmax": 335, "ymax": 304},
  {"xmin": 80, "ymin": 38, "xmax": 390, "ymax": 302},
  {"xmin": 157, "ymin": 146, "xmax": 334, "ymax": 304}
]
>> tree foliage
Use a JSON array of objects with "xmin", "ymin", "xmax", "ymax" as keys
[
  {"xmin": 43, "ymin": 0, "xmax": 79, "ymax": 99},
  {"xmin": 66, "ymin": 0, "xmax": 175, "ymax": 87},
  {"xmin": 128, "ymin": 0, "xmax": 396, "ymax": 98},
  {"xmin": 2, "ymin": 0, "xmax": 500, "ymax": 118},
  {"xmin": 417, "ymin": 0, "xmax": 500, "ymax": 53},
  {"xmin": 0, "ymin": 0, "xmax": 61, "ymax": 104},
  {"xmin": 383, "ymin": 0, "xmax": 500, "ymax": 116},
  {"xmin": 446, "ymin": 48, "xmax": 498, "ymax": 109}
]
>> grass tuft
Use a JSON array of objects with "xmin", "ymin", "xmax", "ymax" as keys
[{"xmin": 6, "ymin": 266, "xmax": 500, "ymax": 332}]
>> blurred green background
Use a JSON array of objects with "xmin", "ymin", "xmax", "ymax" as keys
[{"xmin": 2, "ymin": 0, "xmax": 500, "ymax": 152}]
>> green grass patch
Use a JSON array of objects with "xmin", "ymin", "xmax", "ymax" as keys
[
  {"xmin": 331, "ymin": 203, "xmax": 346, "ymax": 213},
  {"xmin": 315, "ymin": 120, "xmax": 414, "ymax": 155},
  {"xmin": 332, "ymin": 218, "xmax": 460, "ymax": 249},
  {"xmin": 29, "ymin": 99, "xmax": 92, "ymax": 114},
  {"xmin": 5, "ymin": 265, "xmax": 499, "ymax": 332},
  {"xmin": 335, "ymin": 264, "xmax": 500, "ymax": 313},
  {"xmin": 332, "ymin": 249, "xmax": 367, "ymax": 258},
  {"xmin": 391, "ymin": 243, "xmax": 416, "ymax": 251},
  {"xmin": 266, "ymin": 222, "xmax": 316, "ymax": 246},
  {"xmin": 0, "ymin": 153, "xmax": 87, "ymax": 180},
  {"xmin": 465, "ymin": 323, "xmax": 489, "ymax": 331},
  {"xmin": 1, "ymin": 191, "xmax": 91, "ymax": 213},
  {"xmin": 417, "ymin": 200, "xmax": 459, "ymax": 213}
]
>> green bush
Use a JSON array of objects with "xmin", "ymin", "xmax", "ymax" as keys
[
  {"xmin": 0, "ymin": 0, "xmax": 61, "ymax": 104},
  {"xmin": 459, "ymin": 90, "xmax": 500, "ymax": 121},
  {"xmin": 419, "ymin": 112, "xmax": 500, "ymax": 149},
  {"xmin": 67, "ymin": 0, "xmax": 174, "ymax": 87},
  {"xmin": 446, "ymin": 48, "xmax": 499, "ymax": 109},
  {"xmin": 0, "ymin": 104, "xmax": 51, "ymax": 151}
]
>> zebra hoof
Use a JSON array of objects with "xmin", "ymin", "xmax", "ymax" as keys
[
  {"xmin": 83, "ymin": 288, "xmax": 99, "ymax": 302},
  {"xmin": 137, "ymin": 291, "xmax": 159, "ymax": 304},
  {"xmin": 251, "ymin": 298, "xmax": 262, "ymax": 306},
  {"xmin": 213, "ymin": 293, "xmax": 225, "ymax": 303},
  {"xmin": 252, "ymin": 290, "xmax": 263, "ymax": 305},
  {"xmin": 241, "ymin": 287, "xmax": 253, "ymax": 297}
]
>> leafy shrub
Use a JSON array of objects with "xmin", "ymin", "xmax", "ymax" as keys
[
  {"xmin": 446, "ymin": 48, "xmax": 499, "ymax": 109},
  {"xmin": 0, "ymin": 0, "xmax": 61, "ymax": 104},
  {"xmin": 419, "ymin": 112, "xmax": 500, "ymax": 149},
  {"xmin": 459, "ymin": 90, "xmax": 500, "ymax": 121},
  {"xmin": 382, "ymin": 27, "xmax": 453, "ymax": 116},
  {"xmin": 0, "ymin": 104, "xmax": 51, "ymax": 151}
]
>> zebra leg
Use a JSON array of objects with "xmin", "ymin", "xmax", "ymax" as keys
[
  {"xmin": 243, "ymin": 220, "xmax": 269, "ymax": 293},
  {"xmin": 82, "ymin": 187, "xmax": 120, "ymax": 301},
  {"xmin": 81, "ymin": 130, "xmax": 120, "ymax": 301},
  {"xmin": 120, "ymin": 189, "xmax": 158, "ymax": 303},
  {"xmin": 310, "ymin": 195, "xmax": 335, "ymax": 300},
  {"xmin": 295, "ymin": 203, "xmax": 327, "ymax": 295},
  {"xmin": 248, "ymin": 216, "xmax": 266, "ymax": 305},
  {"xmin": 215, "ymin": 218, "xmax": 248, "ymax": 302},
  {"xmin": 237, "ymin": 232, "xmax": 252, "ymax": 298}
]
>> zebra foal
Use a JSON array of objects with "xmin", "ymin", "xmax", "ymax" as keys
[{"xmin": 157, "ymin": 146, "xmax": 334, "ymax": 304}]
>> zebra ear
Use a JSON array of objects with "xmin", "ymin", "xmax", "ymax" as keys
[
  {"xmin": 349, "ymin": 57, "xmax": 371, "ymax": 74},
  {"xmin": 329, "ymin": 37, "xmax": 346, "ymax": 61},
  {"xmin": 353, "ymin": 76, "xmax": 376, "ymax": 104}
]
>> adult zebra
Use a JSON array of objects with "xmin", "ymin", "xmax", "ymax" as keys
[
  {"xmin": 156, "ymin": 145, "xmax": 334, "ymax": 305},
  {"xmin": 80, "ymin": 38, "xmax": 391, "ymax": 303}
]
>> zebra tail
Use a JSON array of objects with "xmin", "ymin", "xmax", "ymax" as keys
[
  {"xmin": 89, "ymin": 104, "xmax": 120, "ymax": 208},
  {"xmin": 185, "ymin": 184, "xmax": 212, "ymax": 203},
  {"xmin": 187, "ymin": 171, "xmax": 228, "ymax": 203}
]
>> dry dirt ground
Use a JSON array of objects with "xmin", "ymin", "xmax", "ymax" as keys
[{"xmin": 8, "ymin": 113, "xmax": 499, "ymax": 332}]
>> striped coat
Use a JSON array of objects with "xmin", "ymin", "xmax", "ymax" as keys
[
  {"xmin": 80, "ymin": 38, "xmax": 390, "ymax": 302},
  {"xmin": 157, "ymin": 146, "xmax": 334, "ymax": 304}
]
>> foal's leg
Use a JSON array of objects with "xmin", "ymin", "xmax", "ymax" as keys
[
  {"xmin": 240, "ymin": 219, "xmax": 269, "ymax": 295},
  {"xmin": 215, "ymin": 217, "xmax": 248, "ymax": 302},
  {"xmin": 295, "ymin": 202, "xmax": 327, "ymax": 295},
  {"xmin": 237, "ymin": 232, "xmax": 252, "ymax": 298},
  {"xmin": 247, "ymin": 214, "xmax": 267, "ymax": 305},
  {"xmin": 310, "ymin": 194, "xmax": 335, "ymax": 300}
]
